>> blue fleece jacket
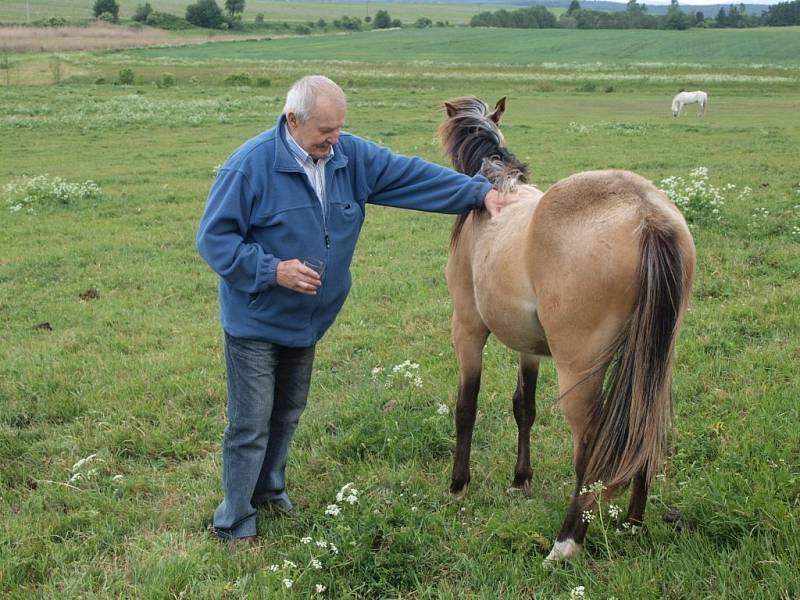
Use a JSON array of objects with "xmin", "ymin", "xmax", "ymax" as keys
[{"xmin": 197, "ymin": 114, "xmax": 492, "ymax": 347}]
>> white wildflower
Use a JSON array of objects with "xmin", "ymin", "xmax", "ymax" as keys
[
  {"xmin": 329, "ymin": 543, "xmax": 338, "ymax": 555},
  {"xmin": 581, "ymin": 510, "xmax": 595, "ymax": 524},
  {"xmin": 269, "ymin": 564, "xmax": 279, "ymax": 572},
  {"xmin": 315, "ymin": 584, "xmax": 327, "ymax": 594},
  {"xmin": 71, "ymin": 454, "xmax": 98, "ymax": 472},
  {"xmin": 282, "ymin": 560, "xmax": 297, "ymax": 569},
  {"xmin": 436, "ymin": 403, "xmax": 449, "ymax": 415},
  {"xmin": 301, "ymin": 536, "xmax": 312, "ymax": 544},
  {"xmin": 325, "ymin": 504, "xmax": 341, "ymax": 516},
  {"xmin": 570, "ymin": 586, "xmax": 586, "ymax": 599},
  {"xmin": 311, "ymin": 558, "xmax": 322, "ymax": 570},
  {"xmin": 315, "ymin": 539, "xmax": 328, "ymax": 549},
  {"xmin": 282, "ymin": 578, "xmax": 293, "ymax": 589}
]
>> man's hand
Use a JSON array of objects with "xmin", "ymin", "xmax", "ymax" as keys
[
  {"xmin": 276, "ymin": 259, "xmax": 321, "ymax": 295},
  {"xmin": 483, "ymin": 188, "xmax": 539, "ymax": 218}
]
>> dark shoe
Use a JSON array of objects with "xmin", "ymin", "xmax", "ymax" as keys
[{"xmin": 267, "ymin": 494, "xmax": 294, "ymax": 514}]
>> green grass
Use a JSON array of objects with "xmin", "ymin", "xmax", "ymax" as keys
[
  {"xmin": 0, "ymin": 0, "xmax": 518, "ymax": 25},
  {"xmin": 1, "ymin": 31, "xmax": 799, "ymax": 599},
  {"xmin": 123, "ymin": 27, "xmax": 800, "ymax": 66}
]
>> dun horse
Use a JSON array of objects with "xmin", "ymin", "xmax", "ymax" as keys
[{"xmin": 439, "ymin": 96, "xmax": 696, "ymax": 561}]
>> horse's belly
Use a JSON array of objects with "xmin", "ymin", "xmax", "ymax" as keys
[{"xmin": 477, "ymin": 294, "xmax": 551, "ymax": 356}]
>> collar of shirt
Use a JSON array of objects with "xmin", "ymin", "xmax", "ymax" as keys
[{"xmin": 283, "ymin": 124, "xmax": 334, "ymax": 168}]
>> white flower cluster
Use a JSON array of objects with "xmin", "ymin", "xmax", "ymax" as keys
[
  {"xmin": 570, "ymin": 586, "xmax": 586, "ymax": 599},
  {"xmin": 659, "ymin": 167, "xmax": 726, "ymax": 226},
  {"xmin": 269, "ymin": 537, "xmax": 336, "ymax": 594},
  {"xmin": 4, "ymin": 174, "xmax": 101, "ymax": 214},
  {"xmin": 326, "ymin": 482, "xmax": 359, "ymax": 518},
  {"xmin": 566, "ymin": 121, "xmax": 648, "ymax": 136},
  {"xmin": 69, "ymin": 453, "xmax": 100, "ymax": 483},
  {"xmin": 371, "ymin": 360, "xmax": 423, "ymax": 388}
]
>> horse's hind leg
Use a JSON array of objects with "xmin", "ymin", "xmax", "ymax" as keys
[
  {"xmin": 511, "ymin": 354, "xmax": 539, "ymax": 491},
  {"xmin": 625, "ymin": 469, "xmax": 649, "ymax": 526},
  {"xmin": 450, "ymin": 316, "xmax": 490, "ymax": 499},
  {"xmin": 545, "ymin": 368, "xmax": 604, "ymax": 562}
]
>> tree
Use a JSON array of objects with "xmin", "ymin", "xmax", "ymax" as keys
[
  {"xmin": 567, "ymin": 0, "xmax": 581, "ymax": 14},
  {"xmin": 93, "ymin": 0, "xmax": 119, "ymax": 22},
  {"xmin": 186, "ymin": 0, "xmax": 225, "ymax": 28},
  {"xmin": 373, "ymin": 9, "xmax": 392, "ymax": 28},
  {"xmin": 133, "ymin": 2, "xmax": 153, "ymax": 23},
  {"xmin": 224, "ymin": 0, "xmax": 245, "ymax": 18}
]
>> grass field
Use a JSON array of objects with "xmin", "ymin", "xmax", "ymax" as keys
[
  {"xmin": 0, "ymin": 0, "xmax": 519, "ymax": 25},
  {"xmin": 126, "ymin": 26, "xmax": 800, "ymax": 66},
  {"xmin": 1, "ymin": 23, "xmax": 799, "ymax": 600}
]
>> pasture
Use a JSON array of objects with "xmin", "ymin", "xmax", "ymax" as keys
[
  {"xmin": 0, "ymin": 0, "xmax": 517, "ymax": 25},
  {"xmin": 1, "ymin": 25, "xmax": 799, "ymax": 599}
]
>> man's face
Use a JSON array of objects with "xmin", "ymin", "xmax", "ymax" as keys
[{"xmin": 287, "ymin": 94, "xmax": 346, "ymax": 161}]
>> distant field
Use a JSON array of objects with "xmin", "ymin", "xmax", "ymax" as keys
[
  {"xmin": 127, "ymin": 27, "xmax": 800, "ymax": 66},
  {"xmin": 0, "ymin": 0, "xmax": 518, "ymax": 25}
]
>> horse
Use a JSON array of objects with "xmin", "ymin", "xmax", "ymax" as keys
[
  {"xmin": 671, "ymin": 90, "xmax": 708, "ymax": 117},
  {"xmin": 439, "ymin": 96, "xmax": 696, "ymax": 561}
]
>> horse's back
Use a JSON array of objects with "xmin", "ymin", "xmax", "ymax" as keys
[{"xmin": 527, "ymin": 169, "xmax": 690, "ymax": 368}]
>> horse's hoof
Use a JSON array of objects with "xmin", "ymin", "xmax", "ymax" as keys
[
  {"xmin": 450, "ymin": 485, "xmax": 468, "ymax": 501},
  {"xmin": 543, "ymin": 539, "xmax": 582, "ymax": 563}
]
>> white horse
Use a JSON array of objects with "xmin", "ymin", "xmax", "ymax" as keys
[{"xmin": 671, "ymin": 90, "xmax": 708, "ymax": 117}]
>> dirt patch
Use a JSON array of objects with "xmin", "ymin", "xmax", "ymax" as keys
[
  {"xmin": 0, "ymin": 22, "xmax": 272, "ymax": 53},
  {"xmin": 79, "ymin": 288, "xmax": 100, "ymax": 301}
]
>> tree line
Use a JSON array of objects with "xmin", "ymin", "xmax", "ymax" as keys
[
  {"xmin": 84, "ymin": 1, "xmax": 444, "ymax": 32},
  {"xmin": 470, "ymin": 0, "xmax": 800, "ymax": 29}
]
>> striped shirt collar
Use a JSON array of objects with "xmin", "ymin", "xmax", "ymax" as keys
[{"xmin": 284, "ymin": 124, "xmax": 334, "ymax": 166}]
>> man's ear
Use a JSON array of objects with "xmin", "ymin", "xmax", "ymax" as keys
[{"xmin": 489, "ymin": 97, "xmax": 506, "ymax": 124}]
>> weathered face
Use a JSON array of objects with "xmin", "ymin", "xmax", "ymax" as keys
[{"xmin": 287, "ymin": 93, "xmax": 346, "ymax": 160}]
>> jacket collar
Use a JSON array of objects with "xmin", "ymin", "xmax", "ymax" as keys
[{"xmin": 273, "ymin": 113, "xmax": 349, "ymax": 173}]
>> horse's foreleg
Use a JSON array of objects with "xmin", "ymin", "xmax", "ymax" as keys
[
  {"xmin": 511, "ymin": 354, "xmax": 539, "ymax": 491},
  {"xmin": 450, "ymin": 317, "xmax": 489, "ymax": 500}
]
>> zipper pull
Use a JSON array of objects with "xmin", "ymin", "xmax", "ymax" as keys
[{"xmin": 325, "ymin": 234, "xmax": 330, "ymax": 248}]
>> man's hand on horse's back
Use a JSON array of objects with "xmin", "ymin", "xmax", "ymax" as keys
[{"xmin": 484, "ymin": 188, "xmax": 539, "ymax": 218}]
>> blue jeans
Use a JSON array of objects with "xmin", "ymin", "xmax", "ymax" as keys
[{"xmin": 213, "ymin": 332, "xmax": 316, "ymax": 539}]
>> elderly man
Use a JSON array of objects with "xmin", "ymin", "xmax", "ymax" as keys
[{"xmin": 197, "ymin": 75, "xmax": 520, "ymax": 544}]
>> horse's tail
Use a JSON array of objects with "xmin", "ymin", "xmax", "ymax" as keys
[
  {"xmin": 704, "ymin": 92, "xmax": 709, "ymax": 114},
  {"xmin": 581, "ymin": 210, "xmax": 692, "ymax": 499}
]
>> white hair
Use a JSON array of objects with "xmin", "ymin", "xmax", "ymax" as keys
[{"xmin": 282, "ymin": 75, "xmax": 346, "ymax": 123}]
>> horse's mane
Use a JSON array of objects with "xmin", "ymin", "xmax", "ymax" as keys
[{"xmin": 437, "ymin": 96, "xmax": 530, "ymax": 249}]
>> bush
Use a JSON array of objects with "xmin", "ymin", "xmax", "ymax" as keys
[
  {"xmin": 93, "ymin": 0, "xmax": 119, "ymax": 21},
  {"xmin": 133, "ymin": 2, "xmax": 153, "ymax": 23},
  {"xmin": 118, "ymin": 68, "xmax": 135, "ymax": 85},
  {"xmin": 224, "ymin": 72, "xmax": 252, "ymax": 86},
  {"xmin": 414, "ymin": 17, "xmax": 432, "ymax": 28},
  {"xmin": 295, "ymin": 24, "xmax": 311, "ymax": 34},
  {"xmin": 146, "ymin": 11, "xmax": 193, "ymax": 29},
  {"xmin": 255, "ymin": 13, "xmax": 265, "ymax": 24},
  {"xmin": 96, "ymin": 11, "xmax": 115, "ymax": 23},
  {"xmin": 158, "ymin": 72, "xmax": 177, "ymax": 88},
  {"xmin": 186, "ymin": 0, "xmax": 225, "ymax": 28},
  {"xmin": 373, "ymin": 10, "xmax": 391, "ymax": 28},
  {"xmin": 33, "ymin": 16, "xmax": 68, "ymax": 27}
]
